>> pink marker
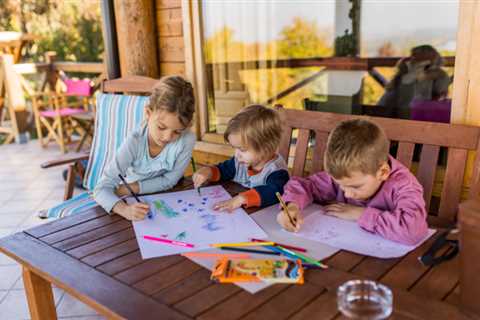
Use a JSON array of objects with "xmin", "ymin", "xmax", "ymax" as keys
[{"xmin": 143, "ymin": 235, "xmax": 195, "ymax": 248}]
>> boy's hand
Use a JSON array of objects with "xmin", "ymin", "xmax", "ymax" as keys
[
  {"xmin": 193, "ymin": 167, "xmax": 213, "ymax": 189},
  {"xmin": 324, "ymin": 203, "xmax": 364, "ymax": 221},
  {"xmin": 276, "ymin": 202, "xmax": 303, "ymax": 232},
  {"xmin": 113, "ymin": 202, "xmax": 150, "ymax": 221},
  {"xmin": 115, "ymin": 182, "xmax": 139, "ymax": 197},
  {"xmin": 213, "ymin": 195, "xmax": 246, "ymax": 213}
]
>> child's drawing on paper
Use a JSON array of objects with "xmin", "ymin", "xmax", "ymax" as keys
[
  {"xmin": 199, "ymin": 213, "xmax": 222, "ymax": 231},
  {"xmin": 153, "ymin": 200, "xmax": 179, "ymax": 218},
  {"xmin": 175, "ymin": 231, "xmax": 187, "ymax": 241}
]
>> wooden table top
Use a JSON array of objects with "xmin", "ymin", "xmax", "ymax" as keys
[{"xmin": 0, "ymin": 180, "xmax": 469, "ymax": 320}]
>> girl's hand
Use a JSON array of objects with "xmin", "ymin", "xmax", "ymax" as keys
[
  {"xmin": 113, "ymin": 202, "xmax": 150, "ymax": 221},
  {"xmin": 193, "ymin": 167, "xmax": 213, "ymax": 189},
  {"xmin": 276, "ymin": 202, "xmax": 303, "ymax": 232},
  {"xmin": 115, "ymin": 182, "xmax": 139, "ymax": 197},
  {"xmin": 324, "ymin": 203, "xmax": 364, "ymax": 221},
  {"xmin": 213, "ymin": 195, "xmax": 246, "ymax": 213}
]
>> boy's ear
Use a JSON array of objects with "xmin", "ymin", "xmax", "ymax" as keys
[{"xmin": 377, "ymin": 162, "xmax": 391, "ymax": 181}]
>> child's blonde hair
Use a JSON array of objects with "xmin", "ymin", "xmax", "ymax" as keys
[
  {"xmin": 325, "ymin": 119, "xmax": 389, "ymax": 179},
  {"xmin": 148, "ymin": 75, "xmax": 195, "ymax": 127},
  {"xmin": 224, "ymin": 104, "xmax": 282, "ymax": 159}
]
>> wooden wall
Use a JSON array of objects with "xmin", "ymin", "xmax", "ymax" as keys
[{"xmin": 156, "ymin": 0, "xmax": 186, "ymax": 76}]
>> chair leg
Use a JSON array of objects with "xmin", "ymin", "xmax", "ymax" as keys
[
  {"xmin": 35, "ymin": 115, "xmax": 45, "ymax": 147},
  {"xmin": 57, "ymin": 117, "xmax": 66, "ymax": 153},
  {"xmin": 64, "ymin": 164, "xmax": 75, "ymax": 201}
]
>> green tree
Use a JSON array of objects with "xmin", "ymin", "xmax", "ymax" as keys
[{"xmin": 277, "ymin": 17, "xmax": 332, "ymax": 59}]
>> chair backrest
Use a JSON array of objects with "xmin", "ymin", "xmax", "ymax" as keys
[
  {"xmin": 276, "ymin": 106, "xmax": 480, "ymax": 225},
  {"xmin": 64, "ymin": 78, "xmax": 93, "ymax": 96},
  {"xmin": 83, "ymin": 76, "xmax": 160, "ymax": 190}
]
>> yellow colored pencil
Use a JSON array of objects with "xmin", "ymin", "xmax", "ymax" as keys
[
  {"xmin": 210, "ymin": 241, "xmax": 275, "ymax": 248},
  {"xmin": 275, "ymin": 192, "xmax": 296, "ymax": 227}
]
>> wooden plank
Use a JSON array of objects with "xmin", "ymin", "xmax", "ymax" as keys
[
  {"xmin": 416, "ymin": 145, "xmax": 440, "ymax": 210},
  {"xmin": 276, "ymin": 108, "xmax": 480, "ymax": 149},
  {"xmin": 154, "ymin": 269, "xmax": 213, "ymax": 305},
  {"xmin": 379, "ymin": 235, "xmax": 446, "ymax": 290},
  {"xmin": 81, "ymin": 239, "xmax": 139, "ymax": 267},
  {"xmin": 133, "ymin": 259, "xmax": 202, "ymax": 295},
  {"xmin": 306, "ymin": 268, "xmax": 364, "ymax": 291},
  {"xmin": 392, "ymin": 288, "xmax": 466, "ymax": 320},
  {"xmin": 292, "ymin": 128, "xmax": 310, "ymax": 177},
  {"xmin": 25, "ymin": 209, "xmax": 107, "ymax": 238},
  {"xmin": 396, "ymin": 142, "xmax": 415, "ymax": 169},
  {"xmin": 444, "ymin": 284, "xmax": 460, "ymax": 306},
  {"xmin": 160, "ymin": 62, "xmax": 185, "ymax": 76},
  {"xmin": 325, "ymin": 251, "xmax": 365, "ymax": 271},
  {"xmin": 114, "ymin": 255, "xmax": 184, "ymax": 285},
  {"xmin": 438, "ymin": 148, "xmax": 468, "ymax": 221},
  {"xmin": 52, "ymin": 219, "xmax": 132, "ymax": 251},
  {"xmin": 173, "ymin": 284, "xmax": 242, "ymax": 317},
  {"xmin": 67, "ymin": 228, "xmax": 135, "ymax": 259},
  {"xmin": 40, "ymin": 215, "xmax": 122, "ymax": 245},
  {"xmin": 157, "ymin": 8, "xmax": 183, "ymax": 37},
  {"xmin": 0, "ymin": 233, "xmax": 189, "ymax": 320},
  {"xmin": 197, "ymin": 285, "xmax": 288, "ymax": 320},
  {"xmin": 278, "ymin": 126, "xmax": 293, "ymax": 161},
  {"xmin": 102, "ymin": 75, "xmax": 158, "ymax": 93},
  {"xmin": 409, "ymin": 251, "xmax": 459, "ymax": 301},
  {"xmin": 311, "ymin": 130, "xmax": 328, "ymax": 173},
  {"xmin": 289, "ymin": 290, "xmax": 338, "ymax": 320},
  {"xmin": 350, "ymin": 257, "xmax": 401, "ymax": 280},
  {"xmin": 159, "ymin": 36, "xmax": 185, "ymax": 62},
  {"xmin": 23, "ymin": 267, "xmax": 57, "ymax": 320},
  {"xmin": 156, "ymin": 0, "xmax": 181, "ymax": 9},
  {"xmin": 53, "ymin": 62, "xmax": 103, "ymax": 73},
  {"xmin": 240, "ymin": 283, "xmax": 324, "ymax": 320},
  {"xmin": 96, "ymin": 251, "xmax": 144, "ymax": 275}
]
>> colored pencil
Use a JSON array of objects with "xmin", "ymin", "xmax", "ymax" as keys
[
  {"xmin": 118, "ymin": 174, "xmax": 152, "ymax": 219},
  {"xmin": 275, "ymin": 192, "xmax": 296, "ymax": 227},
  {"xmin": 219, "ymin": 246, "xmax": 281, "ymax": 256},
  {"xmin": 210, "ymin": 241, "xmax": 275, "ymax": 248},
  {"xmin": 143, "ymin": 235, "xmax": 195, "ymax": 248},
  {"xmin": 266, "ymin": 246, "xmax": 328, "ymax": 269},
  {"xmin": 182, "ymin": 252, "xmax": 250, "ymax": 259},
  {"xmin": 250, "ymin": 238, "xmax": 307, "ymax": 253}
]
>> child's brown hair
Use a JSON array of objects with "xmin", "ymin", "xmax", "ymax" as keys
[
  {"xmin": 148, "ymin": 75, "xmax": 195, "ymax": 127},
  {"xmin": 324, "ymin": 119, "xmax": 389, "ymax": 179},
  {"xmin": 224, "ymin": 104, "xmax": 282, "ymax": 159}
]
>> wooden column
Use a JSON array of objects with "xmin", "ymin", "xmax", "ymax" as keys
[
  {"xmin": 114, "ymin": 0, "xmax": 159, "ymax": 77},
  {"xmin": 451, "ymin": 2, "xmax": 480, "ymax": 193}
]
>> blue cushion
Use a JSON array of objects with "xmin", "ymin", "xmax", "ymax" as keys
[
  {"xmin": 43, "ymin": 192, "xmax": 98, "ymax": 218},
  {"xmin": 83, "ymin": 93, "xmax": 149, "ymax": 191}
]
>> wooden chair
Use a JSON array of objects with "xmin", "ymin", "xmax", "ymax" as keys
[
  {"xmin": 32, "ymin": 78, "xmax": 94, "ymax": 153},
  {"xmin": 40, "ymin": 76, "xmax": 197, "ymax": 218},
  {"xmin": 275, "ymin": 106, "xmax": 480, "ymax": 227}
]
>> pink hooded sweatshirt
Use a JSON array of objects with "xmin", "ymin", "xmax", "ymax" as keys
[{"xmin": 282, "ymin": 156, "xmax": 428, "ymax": 245}]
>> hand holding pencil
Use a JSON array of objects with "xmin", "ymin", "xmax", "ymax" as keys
[{"xmin": 275, "ymin": 193, "xmax": 303, "ymax": 232}]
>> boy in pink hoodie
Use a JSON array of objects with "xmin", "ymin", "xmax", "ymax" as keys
[{"xmin": 277, "ymin": 119, "xmax": 428, "ymax": 245}]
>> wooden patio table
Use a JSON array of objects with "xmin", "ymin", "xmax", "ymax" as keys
[{"xmin": 0, "ymin": 179, "xmax": 468, "ymax": 320}]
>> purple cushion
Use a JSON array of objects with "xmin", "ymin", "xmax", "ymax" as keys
[{"xmin": 410, "ymin": 99, "xmax": 451, "ymax": 123}]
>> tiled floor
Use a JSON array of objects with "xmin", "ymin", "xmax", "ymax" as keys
[{"xmin": 0, "ymin": 141, "xmax": 105, "ymax": 320}]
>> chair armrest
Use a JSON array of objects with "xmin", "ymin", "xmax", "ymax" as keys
[{"xmin": 41, "ymin": 152, "xmax": 89, "ymax": 169}]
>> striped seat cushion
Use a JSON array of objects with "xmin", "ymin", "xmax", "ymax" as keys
[
  {"xmin": 83, "ymin": 93, "xmax": 148, "ymax": 191},
  {"xmin": 42, "ymin": 192, "xmax": 99, "ymax": 218}
]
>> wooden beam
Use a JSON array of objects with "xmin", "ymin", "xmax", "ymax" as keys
[
  {"xmin": 53, "ymin": 62, "xmax": 103, "ymax": 73},
  {"xmin": 114, "ymin": 0, "xmax": 159, "ymax": 77}
]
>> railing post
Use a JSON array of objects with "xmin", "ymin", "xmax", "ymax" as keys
[
  {"xmin": 458, "ymin": 199, "xmax": 480, "ymax": 317},
  {"xmin": 43, "ymin": 51, "xmax": 58, "ymax": 92}
]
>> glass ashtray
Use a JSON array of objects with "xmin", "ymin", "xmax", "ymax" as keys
[{"xmin": 337, "ymin": 280, "xmax": 393, "ymax": 319}]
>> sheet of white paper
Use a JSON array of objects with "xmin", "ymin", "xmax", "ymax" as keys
[
  {"xmin": 290, "ymin": 204, "xmax": 436, "ymax": 258},
  {"xmin": 133, "ymin": 185, "xmax": 267, "ymax": 259},
  {"xmin": 187, "ymin": 204, "xmax": 341, "ymax": 294}
]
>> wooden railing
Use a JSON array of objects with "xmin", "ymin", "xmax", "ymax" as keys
[{"xmin": 206, "ymin": 56, "xmax": 455, "ymax": 105}]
